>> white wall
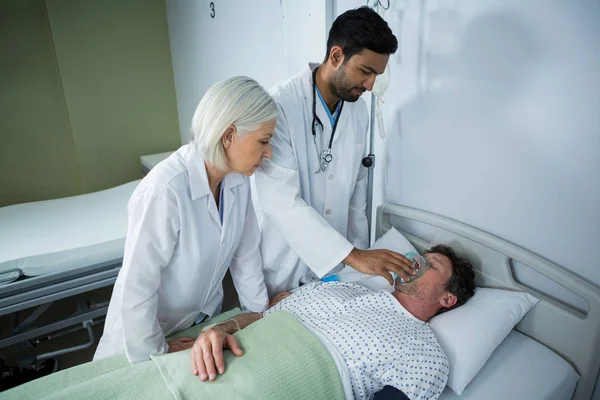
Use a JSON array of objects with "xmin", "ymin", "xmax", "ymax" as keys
[
  {"xmin": 166, "ymin": 0, "xmax": 330, "ymax": 144},
  {"xmin": 384, "ymin": 0, "xmax": 600, "ymax": 291}
]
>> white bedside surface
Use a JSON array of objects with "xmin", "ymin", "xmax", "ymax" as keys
[{"xmin": 140, "ymin": 151, "xmax": 174, "ymax": 171}]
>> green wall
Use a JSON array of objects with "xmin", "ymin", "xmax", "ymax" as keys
[
  {"xmin": 0, "ymin": 0, "xmax": 180, "ymax": 206},
  {"xmin": 0, "ymin": 0, "xmax": 81, "ymax": 206},
  {"xmin": 45, "ymin": 0, "xmax": 181, "ymax": 193}
]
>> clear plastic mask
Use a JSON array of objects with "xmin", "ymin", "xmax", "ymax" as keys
[{"xmin": 392, "ymin": 252, "xmax": 431, "ymax": 285}]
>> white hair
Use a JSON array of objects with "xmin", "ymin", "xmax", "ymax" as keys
[{"xmin": 191, "ymin": 76, "xmax": 278, "ymax": 171}]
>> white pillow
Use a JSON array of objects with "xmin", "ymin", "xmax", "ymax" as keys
[
  {"xmin": 368, "ymin": 226, "xmax": 417, "ymax": 255},
  {"xmin": 338, "ymin": 227, "xmax": 417, "ymax": 292},
  {"xmin": 429, "ymin": 287, "xmax": 540, "ymax": 394}
]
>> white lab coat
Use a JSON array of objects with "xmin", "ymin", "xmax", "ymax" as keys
[
  {"xmin": 253, "ymin": 63, "xmax": 370, "ymax": 296},
  {"xmin": 94, "ymin": 144, "xmax": 269, "ymax": 363}
]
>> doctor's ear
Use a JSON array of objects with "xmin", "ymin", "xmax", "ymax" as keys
[
  {"xmin": 222, "ymin": 125, "xmax": 237, "ymax": 149},
  {"xmin": 328, "ymin": 46, "xmax": 344, "ymax": 68}
]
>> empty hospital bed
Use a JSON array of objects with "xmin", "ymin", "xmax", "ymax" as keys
[{"xmin": 0, "ymin": 180, "xmax": 139, "ymax": 362}]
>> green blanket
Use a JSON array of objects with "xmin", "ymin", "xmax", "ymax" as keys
[{"xmin": 2, "ymin": 310, "xmax": 344, "ymax": 400}]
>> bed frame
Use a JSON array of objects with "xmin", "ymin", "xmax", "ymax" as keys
[
  {"xmin": 0, "ymin": 260, "xmax": 121, "ymax": 365},
  {"xmin": 376, "ymin": 204, "xmax": 600, "ymax": 400},
  {"xmin": 0, "ymin": 180, "xmax": 139, "ymax": 365}
]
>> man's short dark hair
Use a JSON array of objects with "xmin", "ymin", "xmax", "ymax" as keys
[
  {"xmin": 425, "ymin": 244, "xmax": 476, "ymax": 313},
  {"xmin": 325, "ymin": 6, "xmax": 398, "ymax": 62}
]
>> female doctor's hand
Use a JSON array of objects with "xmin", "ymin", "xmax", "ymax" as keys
[
  {"xmin": 191, "ymin": 327, "xmax": 243, "ymax": 381},
  {"xmin": 344, "ymin": 248, "xmax": 416, "ymax": 285}
]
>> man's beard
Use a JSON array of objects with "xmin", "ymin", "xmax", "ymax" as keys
[
  {"xmin": 329, "ymin": 67, "xmax": 365, "ymax": 103},
  {"xmin": 396, "ymin": 281, "xmax": 439, "ymax": 302},
  {"xmin": 395, "ymin": 280, "xmax": 419, "ymax": 296}
]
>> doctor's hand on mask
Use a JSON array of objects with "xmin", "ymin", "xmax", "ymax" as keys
[{"xmin": 344, "ymin": 248, "xmax": 417, "ymax": 285}]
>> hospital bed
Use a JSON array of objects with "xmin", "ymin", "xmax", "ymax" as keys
[
  {"xmin": 376, "ymin": 204, "xmax": 600, "ymax": 400},
  {"xmin": 0, "ymin": 180, "xmax": 139, "ymax": 363},
  {"xmin": 2, "ymin": 201, "xmax": 598, "ymax": 400}
]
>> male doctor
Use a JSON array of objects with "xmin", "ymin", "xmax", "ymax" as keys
[{"xmin": 254, "ymin": 7, "xmax": 414, "ymax": 296}]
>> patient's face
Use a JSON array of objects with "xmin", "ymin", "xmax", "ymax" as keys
[{"xmin": 395, "ymin": 252, "xmax": 453, "ymax": 303}]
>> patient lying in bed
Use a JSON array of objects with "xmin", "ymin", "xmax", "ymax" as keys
[
  {"xmin": 3, "ymin": 245, "xmax": 474, "ymax": 400},
  {"xmin": 191, "ymin": 244, "xmax": 475, "ymax": 400}
]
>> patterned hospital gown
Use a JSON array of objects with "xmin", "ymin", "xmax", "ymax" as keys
[{"xmin": 264, "ymin": 281, "xmax": 449, "ymax": 400}]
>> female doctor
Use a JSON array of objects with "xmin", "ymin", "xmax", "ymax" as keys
[{"xmin": 94, "ymin": 77, "xmax": 277, "ymax": 363}]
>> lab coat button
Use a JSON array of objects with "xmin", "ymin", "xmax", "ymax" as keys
[
  {"xmin": 328, "ymin": 174, "xmax": 334, "ymax": 180},
  {"xmin": 325, "ymin": 209, "xmax": 332, "ymax": 215}
]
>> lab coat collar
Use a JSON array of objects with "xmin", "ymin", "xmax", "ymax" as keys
[
  {"xmin": 301, "ymin": 62, "xmax": 320, "ymax": 100},
  {"xmin": 303, "ymin": 63, "xmax": 333, "ymax": 134},
  {"xmin": 186, "ymin": 145, "xmax": 245, "ymax": 201},
  {"xmin": 223, "ymin": 173, "xmax": 245, "ymax": 192},
  {"xmin": 186, "ymin": 145, "xmax": 211, "ymax": 200}
]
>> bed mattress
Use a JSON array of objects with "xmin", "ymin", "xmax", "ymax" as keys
[
  {"xmin": 0, "ymin": 180, "xmax": 140, "ymax": 284},
  {"xmin": 439, "ymin": 330, "xmax": 579, "ymax": 400}
]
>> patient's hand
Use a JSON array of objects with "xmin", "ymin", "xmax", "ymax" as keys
[
  {"xmin": 268, "ymin": 291, "xmax": 292, "ymax": 308},
  {"xmin": 167, "ymin": 337, "xmax": 195, "ymax": 353},
  {"xmin": 191, "ymin": 327, "xmax": 243, "ymax": 381}
]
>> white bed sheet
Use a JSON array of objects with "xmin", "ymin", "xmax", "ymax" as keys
[
  {"xmin": 0, "ymin": 180, "xmax": 139, "ymax": 282},
  {"xmin": 439, "ymin": 330, "xmax": 579, "ymax": 400}
]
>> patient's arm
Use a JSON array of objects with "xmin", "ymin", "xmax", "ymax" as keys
[
  {"xmin": 167, "ymin": 337, "xmax": 195, "ymax": 353},
  {"xmin": 190, "ymin": 313, "xmax": 262, "ymax": 381},
  {"xmin": 268, "ymin": 291, "xmax": 292, "ymax": 308}
]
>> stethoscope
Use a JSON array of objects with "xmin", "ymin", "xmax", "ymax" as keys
[{"xmin": 312, "ymin": 67, "xmax": 344, "ymax": 174}]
